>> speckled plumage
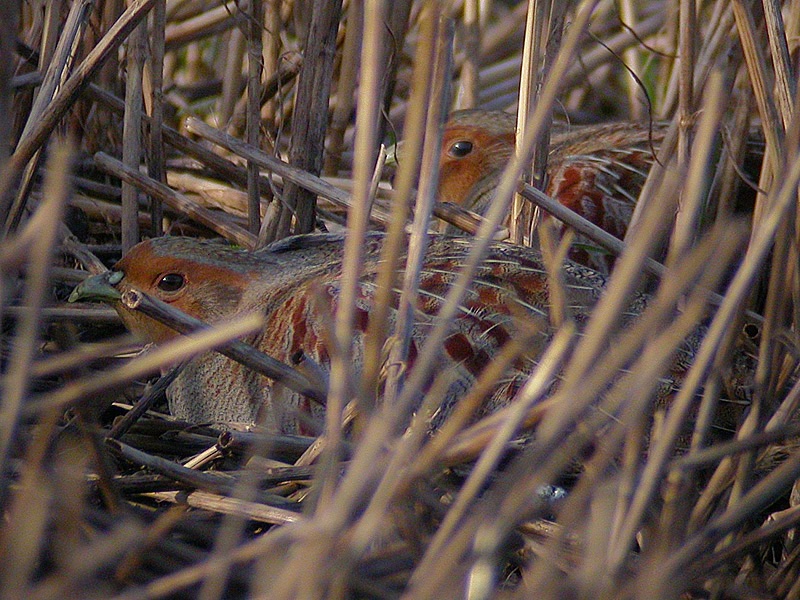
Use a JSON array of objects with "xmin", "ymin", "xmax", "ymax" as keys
[
  {"xmin": 438, "ymin": 109, "xmax": 666, "ymax": 275},
  {"xmin": 74, "ymin": 233, "xmax": 746, "ymax": 434}
]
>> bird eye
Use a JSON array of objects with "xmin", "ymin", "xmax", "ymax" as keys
[
  {"xmin": 157, "ymin": 273, "xmax": 185, "ymax": 293},
  {"xmin": 448, "ymin": 140, "xmax": 473, "ymax": 158}
]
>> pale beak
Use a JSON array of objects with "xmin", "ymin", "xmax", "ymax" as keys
[{"xmin": 68, "ymin": 270, "xmax": 125, "ymax": 304}]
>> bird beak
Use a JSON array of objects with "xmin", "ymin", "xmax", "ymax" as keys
[
  {"xmin": 385, "ymin": 139, "xmax": 402, "ymax": 167},
  {"xmin": 68, "ymin": 270, "xmax": 125, "ymax": 304}
]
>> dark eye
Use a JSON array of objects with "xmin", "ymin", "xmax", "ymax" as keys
[
  {"xmin": 448, "ymin": 140, "xmax": 473, "ymax": 158},
  {"xmin": 157, "ymin": 273, "xmax": 185, "ymax": 292}
]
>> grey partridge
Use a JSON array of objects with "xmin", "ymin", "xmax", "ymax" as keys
[
  {"xmin": 69, "ymin": 233, "xmax": 748, "ymax": 436},
  {"xmin": 438, "ymin": 109, "xmax": 670, "ymax": 274}
]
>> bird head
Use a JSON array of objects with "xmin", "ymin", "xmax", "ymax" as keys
[
  {"xmin": 69, "ymin": 237, "xmax": 256, "ymax": 343},
  {"xmin": 438, "ymin": 109, "xmax": 516, "ymax": 209}
]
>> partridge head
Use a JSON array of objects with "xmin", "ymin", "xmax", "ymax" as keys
[
  {"xmin": 438, "ymin": 110, "xmax": 517, "ymax": 211},
  {"xmin": 70, "ymin": 233, "xmax": 748, "ymax": 435}
]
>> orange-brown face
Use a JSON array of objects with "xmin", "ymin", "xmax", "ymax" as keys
[
  {"xmin": 106, "ymin": 239, "xmax": 252, "ymax": 343},
  {"xmin": 437, "ymin": 110, "xmax": 516, "ymax": 207}
]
